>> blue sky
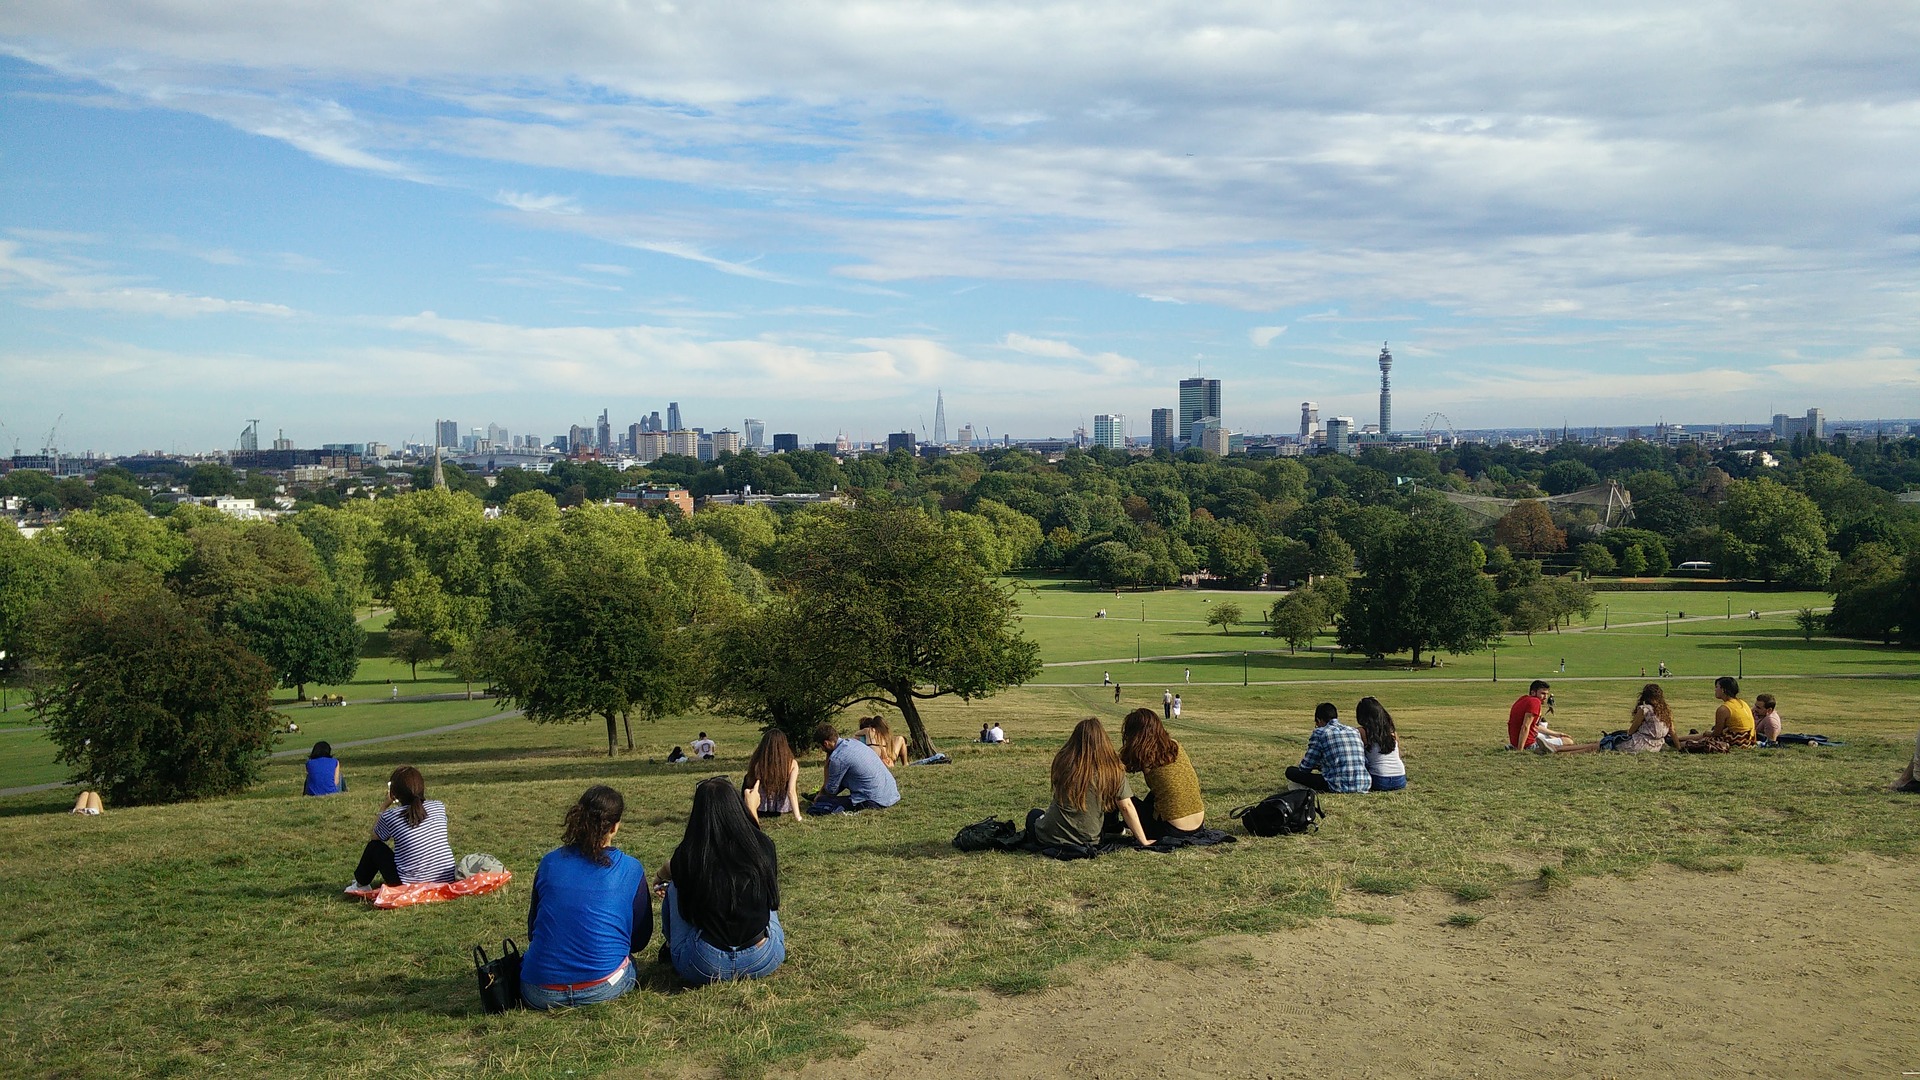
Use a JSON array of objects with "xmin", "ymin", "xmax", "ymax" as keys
[{"xmin": 2, "ymin": 2, "xmax": 1917, "ymax": 455}]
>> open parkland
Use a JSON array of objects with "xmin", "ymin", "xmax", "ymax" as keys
[{"xmin": 2, "ymin": 582, "xmax": 1917, "ymax": 1077}]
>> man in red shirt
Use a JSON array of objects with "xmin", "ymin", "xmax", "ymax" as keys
[{"xmin": 1507, "ymin": 680, "xmax": 1571, "ymax": 751}]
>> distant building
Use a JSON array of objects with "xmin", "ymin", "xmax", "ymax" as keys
[
  {"xmin": 666, "ymin": 430, "xmax": 701, "ymax": 458},
  {"xmin": 1151, "ymin": 408, "xmax": 1176, "ymax": 451},
  {"xmin": 814, "ymin": 442, "xmax": 837, "ymax": 453},
  {"xmin": 666, "ymin": 402, "xmax": 683, "ymax": 432},
  {"xmin": 435, "ymin": 420, "xmax": 459, "ymax": 449},
  {"xmin": 887, "ymin": 431, "xmax": 916, "ymax": 454},
  {"xmin": 634, "ymin": 430, "xmax": 668, "ymax": 462},
  {"xmin": 956, "ymin": 424, "xmax": 975, "ymax": 448},
  {"xmin": 743, "ymin": 419, "xmax": 765, "ymax": 449},
  {"xmin": 1300, "ymin": 401, "xmax": 1318, "ymax": 441},
  {"xmin": 1200, "ymin": 426, "xmax": 1232, "ymax": 456},
  {"xmin": 596, "ymin": 410, "xmax": 612, "ymax": 452},
  {"xmin": 1189, "ymin": 415, "xmax": 1221, "ymax": 448},
  {"xmin": 1771, "ymin": 408, "xmax": 1827, "ymax": 441},
  {"xmin": 1377, "ymin": 343, "xmax": 1394, "ymax": 433},
  {"xmin": 1093, "ymin": 414, "xmax": 1126, "ymax": 450},
  {"xmin": 612, "ymin": 487, "xmax": 693, "ymax": 517},
  {"xmin": 1323, "ymin": 416, "xmax": 1356, "ymax": 456},
  {"xmin": 711, "ymin": 429, "xmax": 744, "ymax": 457},
  {"xmin": 1178, "ymin": 378, "xmax": 1221, "ymax": 446}
]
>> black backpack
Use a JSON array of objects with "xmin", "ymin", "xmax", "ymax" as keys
[
  {"xmin": 952, "ymin": 816, "xmax": 1023, "ymax": 852},
  {"xmin": 1230, "ymin": 789, "xmax": 1326, "ymax": 836}
]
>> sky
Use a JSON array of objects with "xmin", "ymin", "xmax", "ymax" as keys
[{"xmin": 1, "ymin": 2, "xmax": 1918, "ymax": 456}]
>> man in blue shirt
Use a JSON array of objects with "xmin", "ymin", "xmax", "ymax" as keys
[
  {"xmin": 1285, "ymin": 702, "xmax": 1371, "ymax": 793},
  {"xmin": 807, "ymin": 722, "xmax": 901, "ymax": 814}
]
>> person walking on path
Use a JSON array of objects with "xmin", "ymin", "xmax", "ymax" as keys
[
  {"xmin": 1171, "ymin": 694, "xmax": 1182, "ymax": 720},
  {"xmin": 1184, "ymin": 668, "xmax": 1191, "ymax": 683},
  {"xmin": 1103, "ymin": 671, "xmax": 1112, "ymax": 686},
  {"xmin": 1162, "ymin": 689, "xmax": 1173, "ymax": 720},
  {"xmin": 1113, "ymin": 683, "xmax": 1122, "ymax": 703}
]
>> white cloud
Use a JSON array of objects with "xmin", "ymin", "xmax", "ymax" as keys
[
  {"xmin": 1250, "ymin": 325, "xmax": 1286, "ymax": 347},
  {"xmin": 494, "ymin": 190, "xmax": 581, "ymax": 215},
  {"xmin": 0, "ymin": 240, "xmax": 298, "ymax": 317}
]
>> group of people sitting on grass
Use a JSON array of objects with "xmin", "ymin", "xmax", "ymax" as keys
[
  {"xmin": 1282, "ymin": 697, "xmax": 1407, "ymax": 794},
  {"xmin": 1024, "ymin": 709, "xmax": 1209, "ymax": 847},
  {"xmin": 1509, "ymin": 677, "xmax": 1785, "ymax": 756}
]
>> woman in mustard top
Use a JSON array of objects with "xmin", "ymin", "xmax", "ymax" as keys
[
  {"xmin": 1112, "ymin": 708, "xmax": 1206, "ymax": 839},
  {"xmin": 1676, "ymin": 676, "xmax": 1757, "ymax": 753}
]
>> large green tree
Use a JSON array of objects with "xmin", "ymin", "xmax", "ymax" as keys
[
  {"xmin": 36, "ymin": 583, "xmax": 279, "ymax": 805},
  {"xmin": 771, "ymin": 505, "xmax": 1041, "ymax": 758},
  {"xmin": 1340, "ymin": 512, "xmax": 1503, "ymax": 664},
  {"xmin": 229, "ymin": 585, "xmax": 363, "ymax": 700},
  {"xmin": 1717, "ymin": 478, "xmax": 1837, "ymax": 586}
]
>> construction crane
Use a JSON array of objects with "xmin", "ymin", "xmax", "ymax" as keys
[{"xmin": 41, "ymin": 414, "xmax": 62, "ymax": 455}]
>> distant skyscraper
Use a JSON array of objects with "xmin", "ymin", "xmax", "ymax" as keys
[
  {"xmin": 1178, "ymin": 378, "xmax": 1221, "ymax": 445},
  {"xmin": 772, "ymin": 433, "xmax": 800, "ymax": 452},
  {"xmin": 240, "ymin": 419, "xmax": 260, "ymax": 453},
  {"xmin": 1190, "ymin": 415, "xmax": 1221, "ymax": 448},
  {"xmin": 711, "ymin": 429, "xmax": 744, "ymax": 457},
  {"xmin": 666, "ymin": 402, "xmax": 683, "ymax": 432},
  {"xmin": 1093, "ymin": 414, "xmax": 1126, "ymax": 450},
  {"xmin": 1299, "ymin": 402, "xmax": 1318, "ymax": 441},
  {"xmin": 1324, "ymin": 416, "xmax": 1355, "ymax": 456},
  {"xmin": 435, "ymin": 419, "xmax": 459, "ymax": 449},
  {"xmin": 569, "ymin": 424, "xmax": 591, "ymax": 454},
  {"xmin": 646, "ymin": 411, "xmax": 663, "ymax": 433},
  {"xmin": 1805, "ymin": 407, "xmax": 1825, "ymax": 440},
  {"xmin": 887, "ymin": 431, "xmax": 916, "ymax": 453},
  {"xmin": 933, "ymin": 390, "xmax": 948, "ymax": 446},
  {"xmin": 628, "ymin": 423, "xmax": 643, "ymax": 453},
  {"xmin": 666, "ymin": 430, "xmax": 700, "ymax": 457},
  {"xmin": 1200, "ymin": 426, "xmax": 1232, "ymax": 456},
  {"xmin": 743, "ymin": 419, "xmax": 765, "ymax": 449},
  {"xmin": 957, "ymin": 424, "xmax": 975, "ymax": 448},
  {"xmin": 1151, "ymin": 408, "xmax": 1176, "ymax": 451},
  {"xmin": 597, "ymin": 409, "xmax": 612, "ymax": 452},
  {"xmin": 486, "ymin": 422, "xmax": 509, "ymax": 447},
  {"xmin": 1377, "ymin": 343, "xmax": 1394, "ymax": 434}
]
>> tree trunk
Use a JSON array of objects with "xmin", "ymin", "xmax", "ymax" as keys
[
  {"xmin": 893, "ymin": 684, "xmax": 936, "ymax": 760},
  {"xmin": 603, "ymin": 710, "xmax": 617, "ymax": 757},
  {"xmin": 296, "ymin": 683, "xmax": 307, "ymax": 701},
  {"xmin": 621, "ymin": 710, "xmax": 634, "ymax": 751}
]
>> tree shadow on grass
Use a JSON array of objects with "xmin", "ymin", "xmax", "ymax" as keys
[{"xmin": 0, "ymin": 792, "xmax": 77, "ymax": 818}]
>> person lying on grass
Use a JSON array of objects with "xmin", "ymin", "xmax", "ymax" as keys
[
  {"xmin": 520, "ymin": 785, "xmax": 652, "ymax": 1010},
  {"xmin": 1509, "ymin": 680, "xmax": 1575, "ymax": 752},
  {"xmin": 1286, "ymin": 703, "xmax": 1371, "ymax": 793},
  {"xmin": 858, "ymin": 715, "xmax": 910, "ymax": 768},
  {"xmin": 1674, "ymin": 677, "xmax": 1758, "ymax": 753},
  {"xmin": 654, "ymin": 777, "xmax": 785, "ymax": 984},
  {"xmin": 1552, "ymin": 683, "xmax": 1673, "ymax": 755},
  {"xmin": 352, "ymin": 766, "xmax": 457, "ymax": 890},
  {"xmin": 806, "ymin": 721, "xmax": 900, "ymax": 814},
  {"xmin": 1356, "ymin": 697, "xmax": 1407, "ymax": 790},
  {"xmin": 1027, "ymin": 717, "xmax": 1156, "ymax": 848},
  {"xmin": 1111, "ymin": 708, "xmax": 1206, "ymax": 839},
  {"xmin": 70, "ymin": 790, "xmax": 103, "ymax": 815},
  {"xmin": 1753, "ymin": 694, "xmax": 1783, "ymax": 745},
  {"xmin": 742, "ymin": 729, "xmax": 804, "ymax": 825}
]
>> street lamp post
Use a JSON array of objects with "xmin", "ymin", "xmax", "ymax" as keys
[
  {"xmin": 1135, "ymin": 634, "xmax": 1140, "ymax": 664},
  {"xmin": 1665, "ymin": 611, "xmax": 1671, "ymax": 637},
  {"xmin": 1603, "ymin": 605, "xmax": 1608, "ymax": 630},
  {"xmin": 1243, "ymin": 651, "xmax": 1248, "ymax": 687},
  {"xmin": 1492, "ymin": 641, "xmax": 1498, "ymax": 683},
  {"xmin": 0, "ymin": 649, "xmax": 7, "ymax": 712},
  {"xmin": 1738, "ymin": 646, "xmax": 1743, "ymax": 678}
]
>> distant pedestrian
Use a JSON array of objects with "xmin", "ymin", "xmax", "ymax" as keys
[
  {"xmin": 1103, "ymin": 671, "xmax": 1112, "ymax": 685},
  {"xmin": 1640, "ymin": 666, "xmax": 1646, "ymax": 678},
  {"xmin": 1162, "ymin": 689, "xmax": 1172, "ymax": 720},
  {"xmin": 1171, "ymin": 694, "xmax": 1182, "ymax": 720},
  {"xmin": 1113, "ymin": 683, "xmax": 1122, "ymax": 703},
  {"xmin": 391, "ymin": 683, "xmax": 399, "ymax": 700},
  {"xmin": 1558, "ymin": 658, "xmax": 1565, "ymax": 673},
  {"xmin": 1184, "ymin": 668, "xmax": 1190, "ymax": 683},
  {"xmin": 1658, "ymin": 661, "xmax": 1670, "ymax": 678}
]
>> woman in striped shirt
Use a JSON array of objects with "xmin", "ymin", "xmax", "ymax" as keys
[{"xmin": 351, "ymin": 765, "xmax": 457, "ymax": 889}]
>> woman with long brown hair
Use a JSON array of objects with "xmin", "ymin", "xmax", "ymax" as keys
[
  {"xmin": 1560, "ymin": 683, "xmax": 1673, "ymax": 754},
  {"xmin": 857, "ymin": 715, "xmax": 910, "ymax": 768},
  {"xmin": 1028, "ymin": 718, "xmax": 1155, "ymax": 848},
  {"xmin": 350, "ymin": 765, "xmax": 456, "ymax": 889},
  {"xmin": 1115, "ymin": 708, "xmax": 1206, "ymax": 837},
  {"xmin": 743, "ymin": 729, "xmax": 804, "ymax": 824},
  {"xmin": 520, "ymin": 785, "xmax": 652, "ymax": 1009}
]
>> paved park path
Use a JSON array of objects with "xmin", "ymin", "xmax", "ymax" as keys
[{"xmin": 0, "ymin": 706, "xmax": 524, "ymax": 798}]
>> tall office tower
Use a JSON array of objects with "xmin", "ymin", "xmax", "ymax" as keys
[
  {"xmin": 772, "ymin": 433, "xmax": 800, "ymax": 452},
  {"xmin": 933, "ymin": 390, "xmax": 948, "ymax": 446},
  {"xmin": 743, "ymin": 419, "xmax": 765, "ymax": 449},
  {"xmin": 711, "ymin": 429, "xmax": 744, "ymax": 456},
  {"xmin": 486, "ymin": 423, "xmax": 509, "ymax": 448},
  {"xmin": 1806, "ymin": 408, "xmax": 1825, "ymax": 441},
  {"xmin": 1377, "ymin": 343, "xmax": 1394, "ymax": 434},
  {"xmin": 1093, "ymin": 414, "xmax": 1126, "ymax": 450},
  {"xmin": 1151, "ymin": 408, "xmax": 1176, "ymax": 450},
  {"xmin": 1299, "ymin": 402, "xmax": 1318, "ymax": 440},
  {"xmin": 1178, "ymin": 378, "xmax": 1221, "ymax": 445},
  {"xmin": 628, "ymin": 423, "xmax": 644, "ymax": 452},
  {"xmin": 666, "ymin": 402, "xmax": 683, "ymax": 432},
  {"xmin": 1324, "ymin": 416, "xmax": 1355, "ymax": 456},
  {"xmin": 436, "ymin": 419, "xmax": 459, "ymax": 448},
  {"xmin": 956, "ymin": 424, "xmax": 975, "ymax": 448},
  {"xmin": 887, "ymin": 431, "xmax": 916, "ymax": 453},
  {"xmin": 597, "ymin": 410, "xmax": 612, "ymax": 452},
  {"xmin": 569, "ymin": 424, "xmax": 592, "ymax": 454},
  {"xmin": 239, "ymin": 420, "xmax": 260, "ymax": 453}
]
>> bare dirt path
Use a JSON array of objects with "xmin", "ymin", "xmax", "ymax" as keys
[{"xmin": 791, "ymin": 856, "xmax": 1919, "ymax": 1079}]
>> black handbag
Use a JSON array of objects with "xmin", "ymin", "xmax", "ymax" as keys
[{"xmin": 473, "ymin": 938, "xmax": 522, "ymax": 1013}]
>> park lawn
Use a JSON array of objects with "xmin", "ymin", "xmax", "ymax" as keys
[
  {"xmin": 286, "ymin": 610, "xmax": 471, "ymax": 703},
  {"xmin": 0, "ymin": 699, "xmax": 513, "ymax": 792},
  {"xmin": 1, "ymin": 677, "xmax": 1916, "ymax": 1078}
]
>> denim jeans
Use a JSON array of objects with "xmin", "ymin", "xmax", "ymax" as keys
[
  {"xmin": 664, "ymin": 883, "xmax": 785, "ymax": 984},
  {"xmin": 1368, "ymin": 774, "xmax": 1408, "ymax": 792},
  {"xmin": 520, "ymin": 958, "xmax": 635, "ymax": 1011}
]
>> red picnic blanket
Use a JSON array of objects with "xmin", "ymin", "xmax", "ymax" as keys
[{"xmin": 344, "ymin": 870, "xmax": 513, "ymax": 909}]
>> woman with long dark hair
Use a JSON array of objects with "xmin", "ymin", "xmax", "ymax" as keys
[
  {"xmin": 743, "ymin": 729, "xmax": 803, "ymax": 824},
  {"xmin": 1029, "ymin": 718, "xmax": 1155, "ymax": 848},
  {"xmin": 857, "ymin": 715, "xmax": 910, "ymax": 768},
  {"xmin": 1114, "ymin": 708, "xmax": 1205, "ymax": 838},
  {"xmin": 655, "ymin": 777, "xmax": 785, "ymax": 983},
  {"xmin": 520, "ymin": 785, "xmax": 653, "ymax": 1009},
  {"xmin": 350, "ymin": 765, "xmax": 456, "ymax": 890},
  {"xmin": 1563, "ymin": 683, "xmax": 1673, "ymax": 754},
  {"xmin": 303, "ymin": 741, "xmax": 344, "ymax": 797},
  {"xmin": 1355, "ymin": 697, "xmax": 1407, "ymax": 791}
]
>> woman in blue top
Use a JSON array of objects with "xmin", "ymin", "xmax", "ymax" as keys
[
  {"xmin": 521, "ymin": 785, "xmax": 653, "ymax": 1009},
  {"xmin": 655, "ymin": 777, "xmax": 784, "ymax": 984},
  {"xmin": 303, "ymin": 741, "xmax": 344, "ymax": 796}
]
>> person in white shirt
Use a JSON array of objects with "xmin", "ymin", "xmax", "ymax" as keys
[
  {"xmin": 1171, "ymin": 694, "xmax": 1182, "ymax": 720},
  {"xmin": 1162, "ymin": 689, "xmax": 1173, "ymax": 719},
  {"xmin": 691, "ymin": 733, "xmax": 716, "ymax": 759},
  {"xmin": 988, "ymin": 723, "xmax": 1006, "ymax": 743}
]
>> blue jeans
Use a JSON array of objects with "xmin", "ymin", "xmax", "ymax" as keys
[
  {"xmin": 664, "ymin": 883, "xmax": 785, "ymax": 984},
  {"xmin": 806, "ymin": 793, "xmax": 883, "ymax": 815},
  {"xmin": 519, "ymin": 958, "xmax": 635, "ymax": 1010},
  {"xmin": 1368, "ymin": 774, "xmax": 1407, "ymax": 792}
]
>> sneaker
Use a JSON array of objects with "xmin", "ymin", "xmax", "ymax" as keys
[
  {"xmin": 345, "ymin": 880, "xmax": 375, "ymax": 894},
  {"xmin": 1532, "ymin": 739, "xmax": 1554, "ymax": 755}
]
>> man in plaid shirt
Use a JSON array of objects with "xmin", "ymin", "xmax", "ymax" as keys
[{"xmin": 1285, "ymin": 702, "xmax": 1372, "ymax": 793}]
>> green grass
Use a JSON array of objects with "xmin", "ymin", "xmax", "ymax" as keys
[
  {"xmin": 2, "ymin": 585, "xmax": 1918, "ymax": 1076},
  {"xmin": 1446, "ymin": 913, "xmax": 1485, "ymax": 928}
]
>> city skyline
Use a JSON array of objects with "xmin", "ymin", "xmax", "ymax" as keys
[{"xmin": 3, "ymin": 5, "xmax": 1919, "ymax": 455}]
